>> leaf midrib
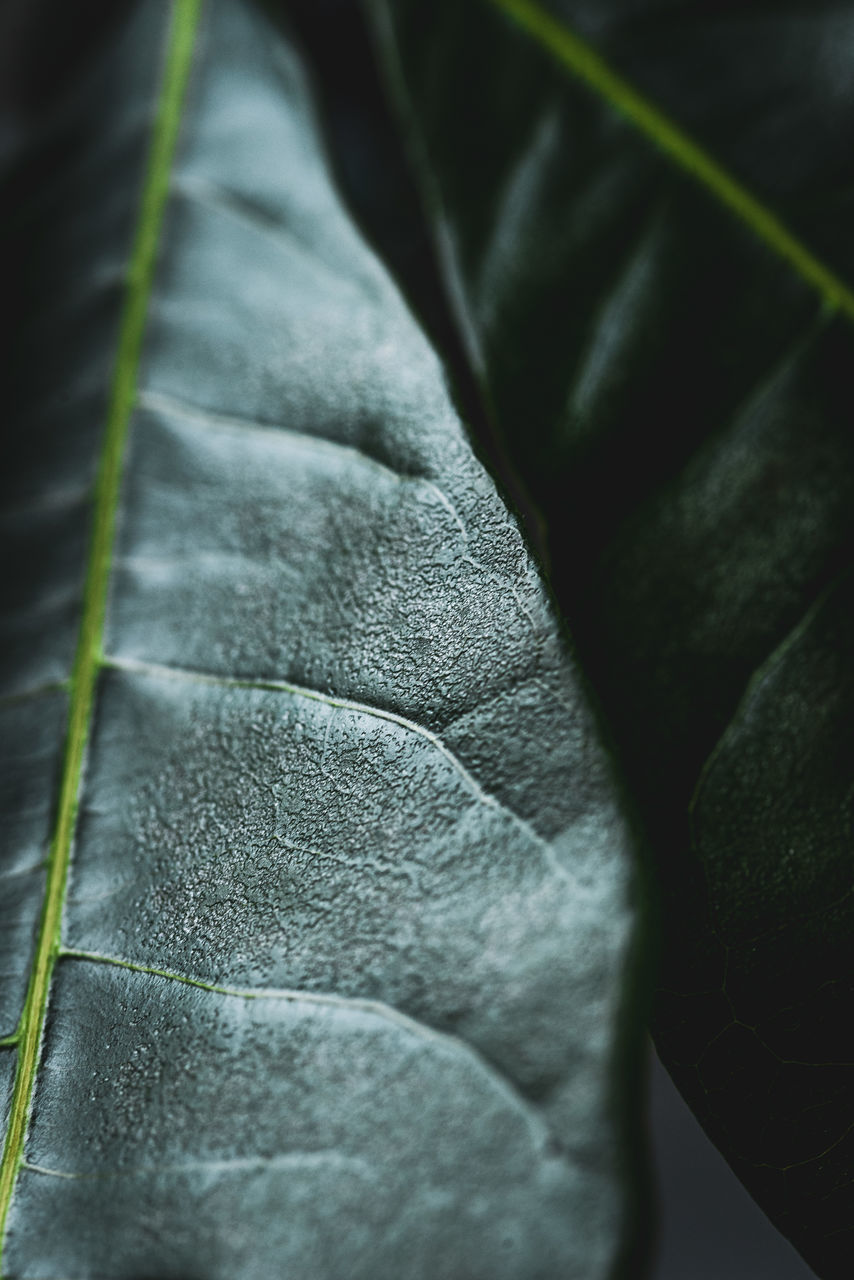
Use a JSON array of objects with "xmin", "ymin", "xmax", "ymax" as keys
[
  {"xmin": 0, "ymin": 0, "xmax": 203, "ymax": 1264},
  {"xmin": 484, "ymin": 0, "xmax": 854, "ymax": 321}
]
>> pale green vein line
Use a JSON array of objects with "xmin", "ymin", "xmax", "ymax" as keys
[
  {"xmin": 57, "ymin": 949, "xmax": 550, "ymax": 1141},
  {"xmin": 60, "ymin": 946, "xmax": 445, "ymax": 1026},
  {"xmin": 57, "ymin": 947, "xmax": 499, "ymax": 1066},
  {"xmin": 0, "ymin": 0, "xmax": 202, "ymax": 1264},
  {"xmin": 101, "ymin": 654, "xmax": 576, "ymax": 885},
  {"xmin": 484, "ymin": 0, "xmax": 854, "ymax": 320},
  {"xmin": 22, "ymin": 1152, "xmax": 370, "ymax": 1183}
]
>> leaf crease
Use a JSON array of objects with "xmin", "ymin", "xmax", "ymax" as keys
[
  {"xmin": 101, "ymin": 653, "xmax": 577, "ymax": 884},
  {"xmin": 57, "ymin": 948, "xmax": 556, "ymax": 1151}
]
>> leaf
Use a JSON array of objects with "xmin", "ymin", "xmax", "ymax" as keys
[
  {"xmin": 0, "ymin": 1, "xmax": 643, "ymax": 1276},
  {"xmin": 359, "ymin": 0, "xmax": 854, "ymax": 1273}
]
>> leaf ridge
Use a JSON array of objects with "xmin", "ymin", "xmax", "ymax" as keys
[
  {"xmin": 22, "ymin": 1153, "xmax": 372, "ymax": 1182},
  {"xmin": 481, "ymin": 0, "xmax": 854, "ymax": 320},
  {"xmin": 57, "ymin": 949, "xmax": 555, "ymax": 1147},
  {"xmin": 135, "ymin": 389, "xmax": 549, "ymax": 661},
  {"xmin": 136, "ymin": 388, "xmax": 429, "ymax": 485},
  {"xmin": 0, "ymin": 1, "xmax": 203, "ymax": 1264},
  {"xmin": 170, "ymin": 173, "xmax": 355, "ymax": 278},
  {"xmin": 102, "ymin": 654, "xmax": 578, "ymax": 886},
  {"xmin": 688, "ymin": 567, "xmax": 854, "ymax": 826}
]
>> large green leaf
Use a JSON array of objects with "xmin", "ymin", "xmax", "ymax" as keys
[
  {"xmin": 357, "ymin": 0, "xmax": 854, "ymax": 1273},
  {"xmin": 0, "ymin": 1, "xmax": 644, "ymax": 1275}
]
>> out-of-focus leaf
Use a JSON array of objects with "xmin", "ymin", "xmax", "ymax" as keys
[
  {"xmin": 364, "ymin": 0, "xmax": 854, "ymax": 1273},
  {"xmin": 0, "ymin": 1, "xmax": 643, "ymax": 1276}
]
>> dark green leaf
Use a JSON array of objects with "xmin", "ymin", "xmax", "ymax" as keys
[
  {"xmin": 363, "ymin": 0, "xmax": 854, "ymax": 1273},
  {"xmin": 0, "ymin": 1, "xmax": 642, "ymax": 1275}
]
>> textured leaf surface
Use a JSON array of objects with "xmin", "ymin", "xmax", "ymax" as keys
[
  {"xmin": 365, "ymin": 0, "xmax": 854, "ymax": 1273},
  {"xmin": 0, "ymin": 1, "xmax": 641, "ymax": 1276}
]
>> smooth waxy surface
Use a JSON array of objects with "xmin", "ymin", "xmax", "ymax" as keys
[{"xmin": 0, "ymin": 1, "xmax": 641, "ymax": 1275}]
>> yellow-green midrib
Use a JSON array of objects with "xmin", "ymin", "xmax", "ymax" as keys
[{"xmin": 0, "ymin": 0, "xmax": 203, "ymax": 1266}]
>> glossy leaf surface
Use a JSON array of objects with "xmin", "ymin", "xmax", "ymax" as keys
[
  {"xmin": 0, "ymin": 1, "xmax": 641, "ymax": 1276},
  {"xmin": 364, "ymin": 1, "xmax": 854, "ymax": 1274}
]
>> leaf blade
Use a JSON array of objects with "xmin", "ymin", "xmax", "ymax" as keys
[
  {"xmin": 0, "ymin": 0, "xmax": 643, "ymax": 1274},
  {"xmin": 0, "ymin": 0, "xmax": 202, "ymax": 1251}
]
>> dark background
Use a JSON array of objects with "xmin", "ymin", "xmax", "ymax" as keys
[{"xmin": 651, "ymin": 1049, "xmax": 815, "ymax": 1278}]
